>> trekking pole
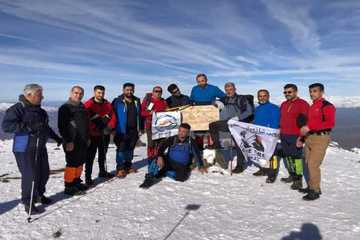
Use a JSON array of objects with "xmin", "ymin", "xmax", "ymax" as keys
[
  {"xmin": 230, "ymin": 137, "xmax": 233, "ymax": 176},
  {"xmin": 27, "ymin": 133, "xmax": 40, "ymax": 223}
]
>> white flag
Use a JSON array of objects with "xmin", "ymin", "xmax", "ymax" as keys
[
  {"xmin": 152, "ymin": 111, "xmax": 182, "ymax": 140},
  {"xmin": 228, "ymin": 119, "xmax": 280, "ymax": 167}
]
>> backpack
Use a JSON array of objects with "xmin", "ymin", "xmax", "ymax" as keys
[
  {"xmin": 144, "ymin": 93, "xmax": 152, "ymax": 108},
  {"xmin": 242, "ymin": 95, "xmax": 255, "ymax": 122},
  {"xmin": 321, "ymin": 100, "xmax": 334, "ymax": 122},
  {"xmin": 296, "ymin": 99, "xmax": 334, "ymax": 128}
]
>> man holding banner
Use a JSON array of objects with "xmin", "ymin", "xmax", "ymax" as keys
[
  {"xmin": 253, "ymin": 89, "xmax": 281, "ymax": 183},
  {"xmin": 141, "ymin": 86, "xmax": 168, "ymax": 158},
  {"xmin": 190, "ymin": 73, "xmax": 225, "ymax": 150},
  {"xmin": 208, "ymin": 82, "xmax": 254, "ymax": 173},
  {"xmin": 228, "ymin": 119, "xmax": 280, "ymax": 174}
]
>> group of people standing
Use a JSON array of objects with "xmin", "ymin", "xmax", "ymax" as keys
[{"xmin": 2, "ymin": 73, "xmax": 335, "ymax": 215}]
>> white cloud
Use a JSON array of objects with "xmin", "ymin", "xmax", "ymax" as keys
[{"xmin": 262, "ymin": 0, "xmax": 320, "ymax": 53}]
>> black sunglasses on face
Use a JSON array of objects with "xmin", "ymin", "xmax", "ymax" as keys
[
  {"xmin": 154, "ymin": 90, "xmax": 162, "ymax": 93},
  {"xmin": 283, "ymin": 91, "xmax": 293, "ymax": 94}
]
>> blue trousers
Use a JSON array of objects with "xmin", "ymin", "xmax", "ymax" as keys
[{"xmin": 14, "ymin": 147, "xmax": 49, "ymax": 205}]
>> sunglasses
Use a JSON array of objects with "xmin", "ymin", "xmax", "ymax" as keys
[
  {"xmin": 171, "ymin": 89, "xmax": 180, "ymax": 94},
  {"xmin": 283, "ymin": 91, "xmax": 293, "ymax": 94},
  {"xmin": 154, "ymin": 90, "xmax": 162, "ymax": 93}
]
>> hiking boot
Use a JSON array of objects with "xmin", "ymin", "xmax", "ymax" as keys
[
  {"xmin": 116, "ymin": 170, "xmax": 127, "ymax": 178},
  {"xmin": 280, "ymin": 176, "xmax": 293, "ymax": 183},
  {"xmin": 127, "ymin": 167, "xmax": 138, "ymax": 174},
  {"xmin": 24, "ymin": 204, "xmax": 43, "ymax": 215},
  {"xmin": 215, "ymin": 150, "xmax": 227, "ymax": 169},
  {"xmin": 253, "ymin": 168, "xmax": 266, "ymax": 176},
  {"xmin": 64, "ymin": 186, "xmax": 85, "ymax": 196},
  {"xmin": 266, "ymin": 169, "xmax": 277, "ymax": 183},
  {"xmin": 303, "ymin": 190, "xmax": 320, "ymax": 201},
  {"xmin": 291, "ymin": 179, "xmax": 303, "ymax": 190},
  {"xmin": 76, "ymin": 182, "xmax": 89, "ymax": 191},
  {"xmin": 98, "ymin": 171, "xmax": 115, "ymax": 179},
  {"xmin": 85, "ymin": 178, "xmax": 94, "ymax": 186},
  {"xmin": 299, "ymin": 187, "xmax": 322, "ymax": 195},
  {"xmin": 38, "ymin": 195, "xmax": 52, "ymax": 205},
  {"xmin": 232, "ymin": 163, "xmax": 245, "ymax": 174},
  {"xmin": 266, "ymin": 176, "xmax": 276, "ymax": 183},
  {"xmin": 139, "ymin": 175, "xmax": 162, "ymax": 189}
]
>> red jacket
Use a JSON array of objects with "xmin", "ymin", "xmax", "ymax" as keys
[
  {"xmin": 308, "ymin": 98, "xmax": 336, "ymax": 131},
  {"xmin": 280, "ymin": 98, "xmax": 309, "ymax": 135},
  {"xmin": 141, "ymin": 93, "xmax": 168, "ymax": 129},
  {"xmin": 84, "ymin": 98, "xmax": 117, "ymax": 136}
]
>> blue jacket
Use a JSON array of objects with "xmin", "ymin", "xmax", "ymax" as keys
[
  {"xmin": 157, "ymin": 136, "xmax": 203, "ymax": 167},
  {"xmin": 112, "ymin": 95, "xmax": 143, "ymax": 134},
  {"xmin": 254, "ymin": 102, "xmax": 280, "ymax": 129},
  {"xmin": 190, "ymin": 84, "xmax": 225, "ymax": 105}
]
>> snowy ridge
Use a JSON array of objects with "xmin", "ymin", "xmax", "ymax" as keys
[
  {"xmin": 351, "ymin": 147, "xmax": 360, "ymax": 154},
  {"xmin": 0, "ymin": 102, "xmax": 58, "ymax": 112},
  {"xmin": 0, "ymin": 140, "xmax": 359, "ymax": 239},
  {"xmin": 259, "ymin": 96, "xmax": 360, "ymax": 108},
  {"xmin": 326, "ymin": 96, "xmax": 360, "ymax": 108}
]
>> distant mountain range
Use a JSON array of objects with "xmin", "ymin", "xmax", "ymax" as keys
[{"xmin": 0, "ymin": 101, "xmax": 359, "ymax": 150}]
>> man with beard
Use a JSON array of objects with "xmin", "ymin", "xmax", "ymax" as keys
[
  {"xmin": 190, "ymin": 73, "xmax": 225, "ymax": 105},
  {"xmin": 280, "ymin": 84, "xmax": 309, "ymax": 190},
  {"xmin": 253, "ymin": 89, "xmax": 281, "ymax": 183},
  {"xmin": 207, "ymin": 82, "xmax": 254, "ymax": 173},
  {"xmin": 2, "ymin": 84, "xmax": 62, "ymax": 214},
  {"xmin": 58, "ymin": 86, "xmax": 90, "ymax": 195},
  {"xmin": 84, "ymin": 85, "xmax": 116, "ymax": 185},
  {"xmin": 112, "ymin": 83, "xmax": 143, "ymax": 178}
]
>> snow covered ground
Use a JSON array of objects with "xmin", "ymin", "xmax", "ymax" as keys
[{"xmin": 0, "ymin": 139, "xmax": 359, "ymax": 240}]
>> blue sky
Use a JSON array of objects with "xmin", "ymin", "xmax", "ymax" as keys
[{"xmin": 0, "ymin": 0, "xmax": 359, "ymax": 102}]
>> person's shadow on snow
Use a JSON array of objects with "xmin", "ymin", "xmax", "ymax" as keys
[
  {"xmin": 281, "ymin": 223, "xmax": 322, "ymax": 240},
  {"xmin": 0, "ymin": 199, "xmax": 21, "ymax": 215}
]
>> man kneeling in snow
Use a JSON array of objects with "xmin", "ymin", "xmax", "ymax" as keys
[{"xmin": 139, "ymin": 123, "xmax": 207, "ymax": 188}]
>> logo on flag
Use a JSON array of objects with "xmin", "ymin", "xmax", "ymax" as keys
[{"xmin": 228, "ymin": 119, "xmax": 280, "ymax": 167}]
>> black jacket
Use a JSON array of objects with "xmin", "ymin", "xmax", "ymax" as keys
[
  {"xmin": 58, "ymin": 100, "xmax": 89, "ymax": 144},
  {"xmin": 2, "ymin": 95, "xmax": 61, "ymax": 146},
  {"xmin": 166, "ymin": 94, "xmax": 191, "ymax": 108},
  {"xmin": 219, "ymin": 94, "xmax": 255, "ymax": 122}
]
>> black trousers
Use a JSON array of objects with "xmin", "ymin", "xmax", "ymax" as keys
[
  {"xmin": 65, "ymin": 139, "xmax": 88, "ymax": 167},
  {"xmin": 280, "ymin": 134, "xmax": 304, "ymax": 177},
  {"xmin": 85, "ymin": 135, "xmax": 110, "ymax": 179},
  {"xmin": 209, "ymin": 120, "xmax": 229, "ymax": 148},
  {"xmin": 209, "ymin": 120, "xmax": 246, "ymax": 167},
  {"xmin": 280, "ymin": 134, "xmax": 303, "ymax": 158}
]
